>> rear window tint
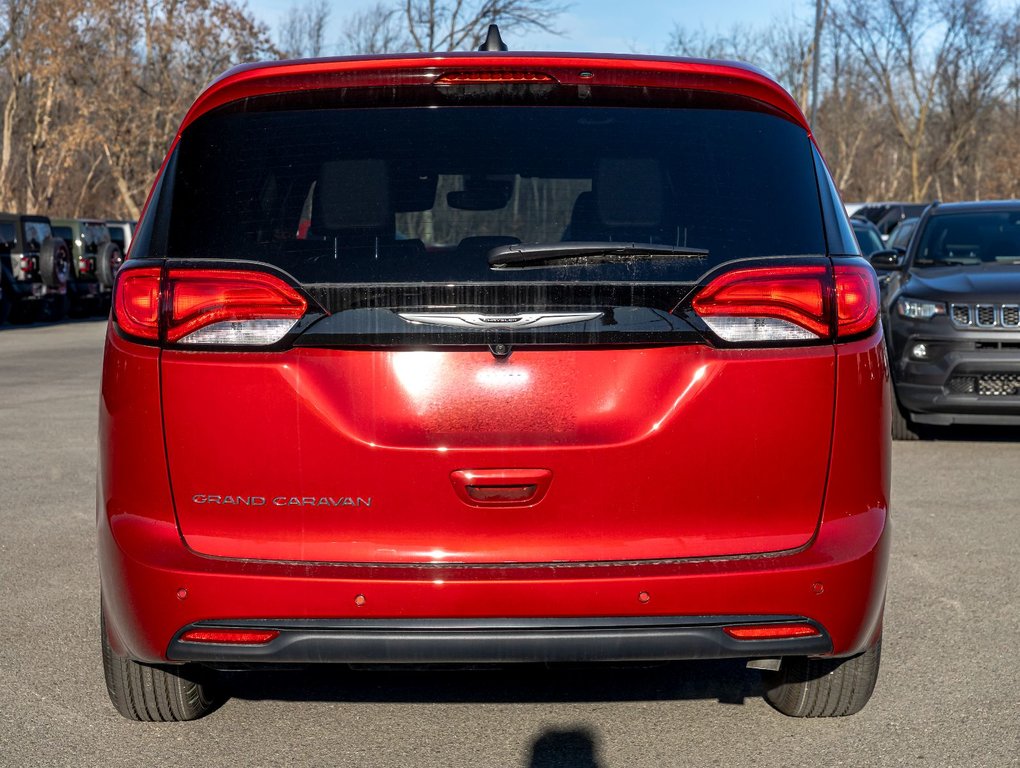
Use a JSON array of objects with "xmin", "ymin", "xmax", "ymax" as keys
[{"xmin": 168, "ymin": 104, "xmax": 825, "ymax": 283}]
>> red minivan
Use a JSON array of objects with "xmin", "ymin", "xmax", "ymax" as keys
[{"xmin": 98, "ymin": 40, "xmax": 890, "ymax": 721}]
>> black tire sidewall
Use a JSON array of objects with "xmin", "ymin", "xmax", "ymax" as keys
[
  {"xmin": 96, "ymin": 242, "xmax": 121, "ymax": 288},
  {"xmin": 39, "ymin": 237, "xmax": 70, "ymax": 289}
]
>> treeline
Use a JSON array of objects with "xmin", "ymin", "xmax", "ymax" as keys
[
  {"xmin": 2, "ymin": 0, "xmax": 1018, "ymax": 220},
  {"xmin": 669, "ymin": 0, "xmax": 1020, "ymax": 203},
  {"xmin": 0, "ymin": 0, "xmax": 275, "ymax": 219}
]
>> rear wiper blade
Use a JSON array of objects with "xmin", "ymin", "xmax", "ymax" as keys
[{"xmin": 488, "ymin": 241, "xmax": 709, "ymax": 268}]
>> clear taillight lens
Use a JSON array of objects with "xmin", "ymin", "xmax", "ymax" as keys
[{"xmin": 691, "ymin": 262, "xmax": 879, "ymax": 343}]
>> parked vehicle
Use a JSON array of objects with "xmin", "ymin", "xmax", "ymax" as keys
[
  {"xmin": 886, "ymin": 216, "xmax": 918, "ymax": 252},
  {"xmin": 871, "ymin": 200, "xmax": 1020, "ymax": 438},
  {"xmin": 99, "ymin": 32, "xmax": 890, "ymax": 722},
  {"xmin": 106, "ymin": 220, "xmax": 135, "ymax": 257},
  {"xmin": 854, "ymin": 202, "xmax": 929, "ymax": 240},
  {"xmin": 851, "ymin": 217, "xmax": 885, "ymax": 256},
  {"xmin": 0, "ymin": 213, "xmax": 70, "ymax": 322},
  {"xmin": 51, "ymin": 218, "xmax": 122, "ymax": 315}
]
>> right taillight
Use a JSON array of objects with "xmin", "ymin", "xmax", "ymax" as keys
[
  {"xmin": 690, "ymin": 261, "xmax": 879, "ymax": 343},
  {"xmin": 113, "ymin": 264, "xmax": 314, "ymax": 346},
  {"xmin": 833, "ymin": 262, "xmax": 880, "ymax": 337}
]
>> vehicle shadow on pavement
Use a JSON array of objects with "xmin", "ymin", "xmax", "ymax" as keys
[
  {"xmin": 528, "ymin": 728, "xmax": 602, "ymax": 768},
  {"xmin": 0, "ymin": 317, "xmax": 107, "ymax": 332},
  {"xmin": 222, "ymin": 659, "xmax": 764, "ymax": 707},
  {"xmin": 920, "ymin": 425, "xmax": 1020, "ymax": 443}
]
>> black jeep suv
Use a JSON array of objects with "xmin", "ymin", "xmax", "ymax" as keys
[
  {"xmin": 873, "ymin": 200, "xmax": 1020, "ymax": 438},
  {"xmin": 0, "ymin": 213, "xmax": 71, "ymax": 323}
]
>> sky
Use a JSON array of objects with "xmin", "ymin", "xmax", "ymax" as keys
[{"xmin": 246, "ymin": 0, "xmax": 811, "ymax": 57}]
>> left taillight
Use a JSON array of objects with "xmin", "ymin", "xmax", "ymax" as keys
[
  {"xmin": 114, "ymin": 266, "xmax": 161, "ymax": 340},
  {"xmin": 690, "ymin": 261, "xmax": 879, "ymax": 344},
  {"xmin": 113, "ymin": 265, "xmax": 311, "ymax": 347}
]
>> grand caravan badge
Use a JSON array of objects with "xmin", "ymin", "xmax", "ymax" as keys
[{"xmin": 192, "ymin": 494, "xmax": 372, "ymax": 508}]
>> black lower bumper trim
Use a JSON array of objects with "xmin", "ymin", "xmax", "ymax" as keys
[{"xmin": 167, "ymin": 615, "xmax": 833, "ymax": 664}]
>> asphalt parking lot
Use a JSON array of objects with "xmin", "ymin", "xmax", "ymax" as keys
[{"xmin": 1, "ymin": 320, "xmax": 1018, "ymax": 767}]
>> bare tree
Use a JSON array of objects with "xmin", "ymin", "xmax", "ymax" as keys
[
  {"xmin": 341, "ymin": 2, "xmax": 409, "ymax": 55},
  {"xmin": 278, "ymin": 0, "xmax": 331, "ymax": 58},
  {"xmin": 401, "ymin": 0, "xmax": 567, "ymax": 52},
  {"xmin": 833, "ymin": 0, "xmax": 973, "ymax": 201}
]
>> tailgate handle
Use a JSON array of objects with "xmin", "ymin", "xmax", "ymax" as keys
[{"xmin": 450, "ymin": 469, "xmax": 552, "ymax": 507}]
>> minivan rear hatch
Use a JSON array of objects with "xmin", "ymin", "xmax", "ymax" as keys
[{"xmin": 157, "ymin": 66, "xmax": 835, "ymax": 564}]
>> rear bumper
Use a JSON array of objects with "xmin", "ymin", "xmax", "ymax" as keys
[
  {"xmin": 167, "ymin": 616, "xmax": 831, "ymax": 664},
  {"xmin": 99, "ymin": 504, "xmax": 889, "ymax": 665}
]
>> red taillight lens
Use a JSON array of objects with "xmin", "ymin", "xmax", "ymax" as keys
[
  {"xmin": 112, "ymin": 266, "xmax": 311, "ymax": 345},
  {"xmin": 179, "ymin": 629, "xmax": 279, "ymax": 645},
  {"xmin": 166, "ymin": 269, "xmax": 307, "ymax": 343},
  {"xmin": 691, "ymin": 261, "xmax": 879, "ymax": 343},
  {"xmin": 113, "ymin": 266, "xmax": 162, "ymax": 340},
  {"xmin": 437, "ymin": 71, "xmax": 556, "ymax": 84},
  {"xmin": 834, "ymin": 263, "xmax": 880, "ymax": 337},
  {"xmin": 724, "ymin": 623, "xmax": 821, "ymax": 640},
  {"xmin": 692, "ymin": 266, "xmax": 831, "ymax": 339}
]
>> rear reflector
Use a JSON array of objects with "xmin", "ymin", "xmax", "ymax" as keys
[
  {"xmin": 179, "ymin": 629, "xmax": 280, "ymax": 645},
  {"xmin": 691, "ymin": 261, "xmax": 879, "ymax": 343},
  {"xmin": 724, "ymin": 623, "xmax": 821, "ymax": 640},
  {"xmin": 437, "ymin": 71, "xmax": 556, "ymax": 83}
]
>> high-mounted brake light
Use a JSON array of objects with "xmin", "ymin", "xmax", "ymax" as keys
[
  {"xmin": 690, "ymin": 262, "xmax": 879, "ymax": 343},
  {"xmin": 436, "ymin": 71, "xmax": 556, "ymax": 84},
  {"xmin": 112, "ymin": 266, "xmax": 311, "ymax": 346},
  {"xmin": 179, "ymin": 628, "xmax": 280, "ymax": 645}
]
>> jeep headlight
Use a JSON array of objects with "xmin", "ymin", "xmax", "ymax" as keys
[{"xmin": 896, "ymin": 297, "xmax": 946, "ymax": 319}]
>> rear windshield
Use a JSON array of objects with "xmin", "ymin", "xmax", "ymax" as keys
[
  {"xmin": 852, "ymin": 223, "xmax": 884, "ymax": 256},
  {"xmin": 82, "ymin": 223, "xmax": 109, "ymax": 251},
  {"xmin": 168, "ymin": 103, "xmax": 825, "ymax": 283},
  {"xmin": 21, "ymin": 219, "xmax": 51, "ymax": 251},
  {"xmin": 915, "ymin": 211, "xmax": 1020, "ymax": 267}
]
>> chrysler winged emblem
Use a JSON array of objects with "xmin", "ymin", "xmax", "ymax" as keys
[{"xmin": 397, "ymin": 311, "xmax": 603, "ymax": 329}]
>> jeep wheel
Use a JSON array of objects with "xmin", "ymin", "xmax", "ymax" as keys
[
  {"xmin": 101, "ymin": 612, "xmax": 221, "ymax": 722},
  {"xmin": 762, "ymin": 635, "xmax": 882, "ymax": 717},
  {"xmin": 96, "ymin": 242, "xmax": 123, "ymax": 288},
  {"xmin": 40, "ymin": 237, "xmax": 71, "ymax": 290}
]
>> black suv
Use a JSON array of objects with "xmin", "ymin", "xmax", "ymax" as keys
[
  {"xmin": 855, "ymin": 202, "xmax": 929, "ymax": 241},
  {"xmin": 872, "ymin": 200, "xmax": 1020, "ymax": 438},
  {"xmin": 0, "ymin": 213, "xmax": 70, "ymax": 323}
]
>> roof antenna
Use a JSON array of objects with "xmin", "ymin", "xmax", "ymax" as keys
[{"xmin": 479, "ymin": 24, "xmax": 508, "ymax": 51}]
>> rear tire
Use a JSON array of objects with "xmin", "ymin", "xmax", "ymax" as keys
[
  {"xmin": 96, "ymin": 242, "xmax": 122, "ymax": 288},
  {"xmin": 763, "ymin": 635, "xmax": 882, "ymax": 717},
  {"xmin": 101, "ymin": 612, "xmax": 221, "ymax": 722}
]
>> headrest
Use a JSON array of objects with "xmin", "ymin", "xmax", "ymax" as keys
[
  {"xmin": 596, "ymin": 158, "xmax": 663, "ymax": 227},
  {"xmin": 312, "ymin": 159, "xmax": 390, "ymax": 230}
]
